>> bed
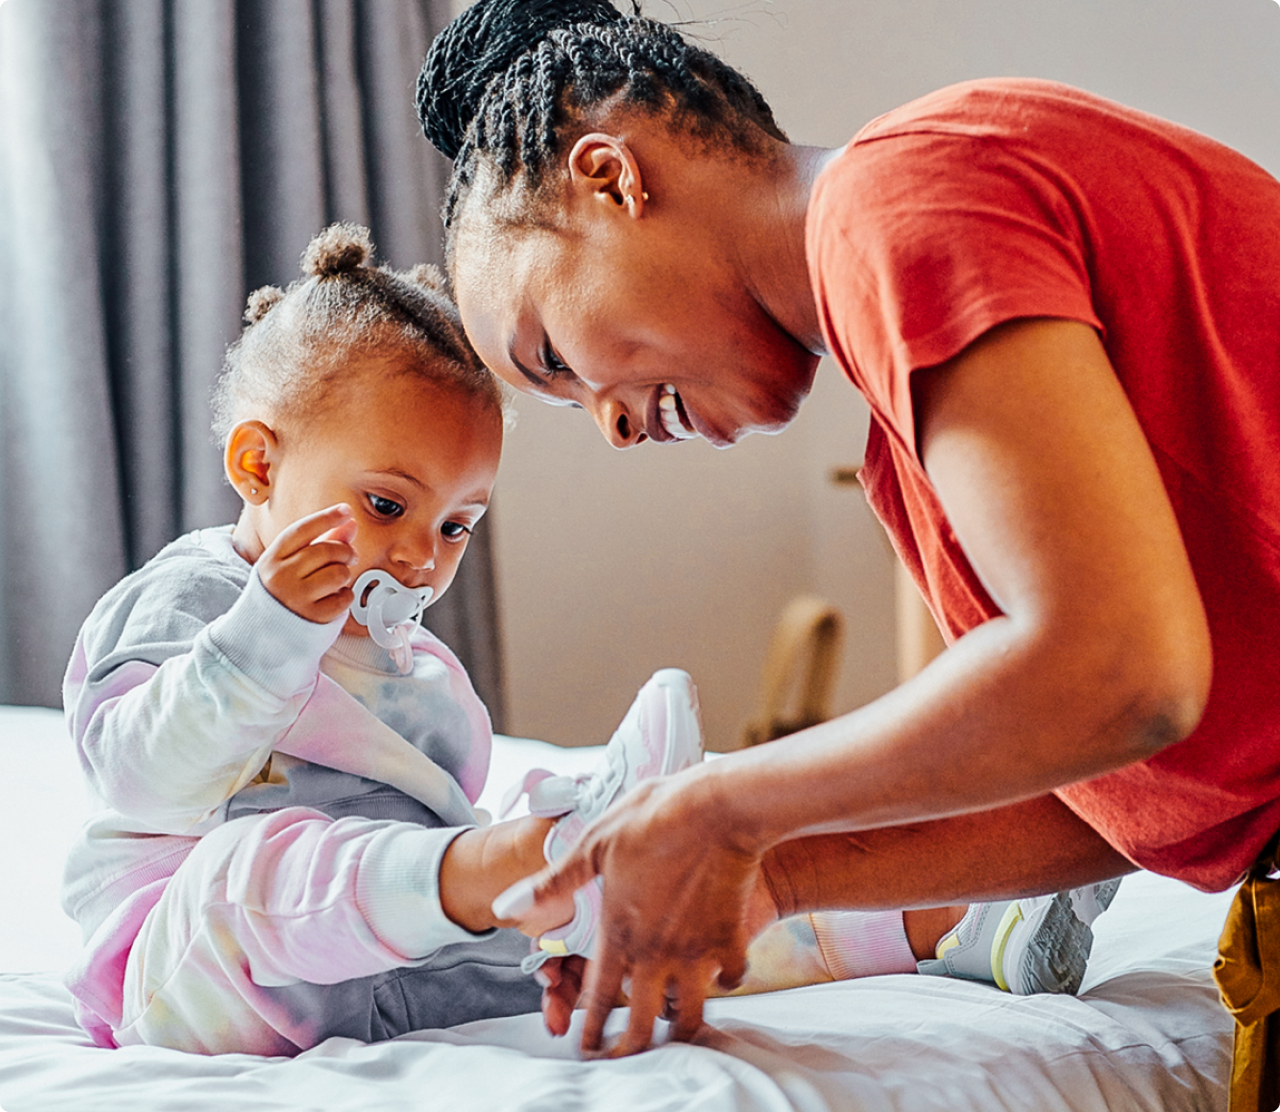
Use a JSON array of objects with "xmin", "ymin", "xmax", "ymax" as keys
[{"xmin": 0, "ymin": 704, "xmax": 1233, "ymax": 1111}]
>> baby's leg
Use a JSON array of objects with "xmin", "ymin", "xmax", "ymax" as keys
[{"xmin": 117, "ymin": 807, "xmax": 546, "ymax": 1055}]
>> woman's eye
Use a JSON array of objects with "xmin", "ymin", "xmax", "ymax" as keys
[
  {"xmin": 541, "ymin": 340, "xmax": 571, "ymax": 379},
  {"xmin": 442, "ymin": 521, "xmax": 473, "ymax": 541},
  {"xmin": 368, "ymin": 494, "xmax": 404, "ymax": 518}
]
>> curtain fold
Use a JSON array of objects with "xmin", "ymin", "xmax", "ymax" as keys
[{"xmin": 0, "ymin": 0, "xmax": 507, "ymax": 728}]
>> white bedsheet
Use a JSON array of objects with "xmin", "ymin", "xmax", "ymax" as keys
[{"xmin": 0, "ymin": 705, "xmax": 1233, "ymax": 1111}]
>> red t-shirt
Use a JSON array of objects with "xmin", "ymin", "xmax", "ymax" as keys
[{"xmin": 807, "ymin": 78, "xmax": 1280, "ymax": 892}]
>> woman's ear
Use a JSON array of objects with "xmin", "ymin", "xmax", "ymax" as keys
[
  {"xmin": 224, "ymin": 420, "xmax": 278, "ymax": 505},
  {"xmin": 568, "ymin": 133, "xmax": 647, "ymax": 217}
]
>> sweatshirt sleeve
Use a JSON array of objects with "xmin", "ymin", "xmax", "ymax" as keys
[{"xmin": 65, "ymin": 548, "xmax": 345, "ymax": 834}]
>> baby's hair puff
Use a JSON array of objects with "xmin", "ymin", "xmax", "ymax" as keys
[{"xmin": 211, "ymin": 223, "xmax": 507, "ymax": 447}]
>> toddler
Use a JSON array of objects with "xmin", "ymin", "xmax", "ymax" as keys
[{"xmin": 59, "ymin": 224, "xmax": 702, "ymax": 1056}]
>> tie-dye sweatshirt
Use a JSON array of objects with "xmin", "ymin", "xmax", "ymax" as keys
[{"xmin": 60, "ymin": 526, "xmax": 494, "ymax": 1039}]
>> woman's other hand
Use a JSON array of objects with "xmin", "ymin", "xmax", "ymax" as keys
[{"xmin": 509, "ymin": 767, "xmax": 776, "ymax": 1055}]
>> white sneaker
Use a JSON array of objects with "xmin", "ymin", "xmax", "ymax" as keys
[
  {"xmin": 500, "ymin": 668, "xmax": 704, "ymax": 973},
  {"xmin": 917, "ymin": 879, "xmax": 1123, "ymax": 995}
]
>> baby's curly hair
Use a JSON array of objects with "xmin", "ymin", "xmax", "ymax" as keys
[{"xmin": 211, "ymin": 223, "xmax": 506, "ymax": 445}]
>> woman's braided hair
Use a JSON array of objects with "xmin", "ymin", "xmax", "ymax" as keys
[
  {"xmin": 416, "ymin": 0, "xmax": 786, "ymax": 247},
  {"xmin": 211, "ymin": 223, "xmax": 502, "ymax": 445}
]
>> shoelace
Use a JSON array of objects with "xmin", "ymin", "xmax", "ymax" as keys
[{"xmin": 499, "ymin": 740, "xmax": 629, "ymax": 820}]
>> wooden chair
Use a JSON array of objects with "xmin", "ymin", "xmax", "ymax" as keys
[{"xmin": 742, "ymin": 595, "xmax": 845, "ymax": 747}]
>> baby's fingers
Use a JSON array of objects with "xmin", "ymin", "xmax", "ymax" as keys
[{"xmin": 269, "ymin": 503, "xmax": 356, "ymax": 561}]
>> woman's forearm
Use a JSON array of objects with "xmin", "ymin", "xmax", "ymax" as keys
[
  {"xmin": 760, "ymin": 793, "xmax": 1135, "ymax": 918},
  {"xmin": 695, "ymin": 603, "xmax": 1195, "ymax": 859},
  {"xmin": 698, "ymin": 320, "xmax": 1213, "ymax": 871}
]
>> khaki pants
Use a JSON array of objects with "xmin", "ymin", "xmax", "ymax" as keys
[{"xmin": 1216, "ymin": 837, "xmax": 1280, "ymax": 1112}]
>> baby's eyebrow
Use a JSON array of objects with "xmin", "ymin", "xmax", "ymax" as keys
[{"xmin": 369, "ymin": 468, "xmax": 425, "ymax": 491}]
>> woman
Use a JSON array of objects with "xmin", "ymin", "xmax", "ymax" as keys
[{"xmin": 415, "ymin": 0, "xmax": 1280, "ymax": 1097}]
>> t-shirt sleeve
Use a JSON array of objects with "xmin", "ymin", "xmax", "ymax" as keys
[{"xmin": 810, "ymin": 130, "xmax": 1104, "ymax": 462}]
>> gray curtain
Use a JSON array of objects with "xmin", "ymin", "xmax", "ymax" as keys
[{"xmin": 0, "ymin": 0, "xmax": 507, "ymax": 727}]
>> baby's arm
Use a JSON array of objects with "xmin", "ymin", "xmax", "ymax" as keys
[{"xmin": 68, "ymin": 512, "xmax": 355, "ymax": 833}]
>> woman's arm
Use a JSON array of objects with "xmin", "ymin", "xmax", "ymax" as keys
[
  {"xmin": 525, "ymin": 318, "xmax": 1211, "ymax": 1052},
  {"xmin": 717, "ymin": 317, "xmax": 1211, "ymax": 843}
]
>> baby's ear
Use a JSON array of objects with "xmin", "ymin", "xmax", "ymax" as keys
[{"xmin": 224, "ymin": 420, "xmax": 278, "ymax": 504}]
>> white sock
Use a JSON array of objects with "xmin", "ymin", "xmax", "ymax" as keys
[{"xmin": 810, "ymin": 909, "xmax": 918, "ymax": 979}]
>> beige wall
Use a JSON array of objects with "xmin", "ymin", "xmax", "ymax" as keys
[{"xmin": 483, "ymin": 0, "xmax": 1280, "ymax": 749}]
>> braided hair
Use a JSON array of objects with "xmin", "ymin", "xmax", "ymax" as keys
[
  {"xmin": 211, "ymin": 223, "xmax": 502, "ymax": 445},
  {"xmin": 416, "ymin": 0, "xmax": 787, "ymax": 247}
]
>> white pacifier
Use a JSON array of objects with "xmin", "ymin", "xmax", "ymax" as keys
[{"xmin": 350, "ymin": 569, "xmax": 434, "ymax": 675}]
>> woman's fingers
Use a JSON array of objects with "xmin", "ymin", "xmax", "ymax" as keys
[
  {"xmin": 518, "ymin": 769, "xmax": 766, "ymax": 1056},
  {"xmin": 609, "ymin": 970, "xmax": 667, "ymax": 1058},
  {"xmin": 579, "ymin": 940, "xmax": 628, "ymax": 1052},
  {"xmin": 667, "ymin": 968, "xmax": 710, "ymax": 1044},
  {"xmin": 500, "ymin": 770, "xmax": 768, "ymax": 1056},
  {"xmin": 538, "ymin": 955, "xmax": 585, "ymax": 1037},
  {"xmin": 492, "ymin": 847, "xmax": 599, "ymax": 930},
  {"xmin": 714, "ymin": 948, "xmax": 748, "ymax": 993}
]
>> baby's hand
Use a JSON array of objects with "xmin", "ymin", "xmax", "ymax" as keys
[{"xmin": 256, "ymin": 504, "xmax": 358, "ymax": 624}]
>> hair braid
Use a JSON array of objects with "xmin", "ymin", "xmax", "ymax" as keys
[{"xmin": 418, "ymin": 1, "xmax": 788, "ymax": 244}]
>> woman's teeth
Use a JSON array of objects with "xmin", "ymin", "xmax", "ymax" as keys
[{"xmin": 659, "ymin": 384, "xmax": 696, "ymax": 440}]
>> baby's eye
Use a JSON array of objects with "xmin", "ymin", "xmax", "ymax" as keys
[
  {"xmin": 441, "ymin": 521, "xmax": 473, "ymax": 541},
  {"xmin": 368, "ymin": 494, "xmax": 404, "ymax": 518}
]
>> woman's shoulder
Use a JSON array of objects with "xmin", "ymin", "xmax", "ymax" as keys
[{"xmin": 850, "ymin": 78, "xmax": 1161, "ymax": 147}]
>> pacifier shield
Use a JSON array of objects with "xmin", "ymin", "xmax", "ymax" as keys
[{"xmin": 350, "ymin": 569, "xmax": 433, "ymax": 660}]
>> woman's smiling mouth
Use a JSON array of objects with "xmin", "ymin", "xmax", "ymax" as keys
[{"xmin": 657, "ymin": 383, "xmax": 697, "ymax": 441}]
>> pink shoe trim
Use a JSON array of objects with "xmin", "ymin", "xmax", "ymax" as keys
[{"xmin": 632, "ymin": 683, "xmax": 670, "ymax": 782}]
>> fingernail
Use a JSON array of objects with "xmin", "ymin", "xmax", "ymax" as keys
[{"xmin": 492, "ymin": 877, "xmax": 537, "ymax": 920}]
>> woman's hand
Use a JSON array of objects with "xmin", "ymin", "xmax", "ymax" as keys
[
  {"xmin": 255, "ymin": 504, "xmax": 358, "ymax": 624},
  {"xmin": 536, "ymin": 954, "xmax": 585, "ymax": 1038},
  {"xmin": 509, "ymin": 766, "xmax": 771, "ymax": 1055}
]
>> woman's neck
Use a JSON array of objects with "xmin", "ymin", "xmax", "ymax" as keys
[{"xmin": 731, "ymin": 140, "xmax": 842, "ymax": 358}]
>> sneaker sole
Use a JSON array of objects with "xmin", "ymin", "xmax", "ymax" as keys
[{"xmin": 1006, "ymin": 878, "xmax": 1122, "ymax": 995}]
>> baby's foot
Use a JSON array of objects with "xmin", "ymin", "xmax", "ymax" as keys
[{"xmin": 500, "ymin": 668, "xmax": 704, "ymax": 974}]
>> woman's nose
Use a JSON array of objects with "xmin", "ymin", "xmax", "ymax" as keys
[{"xmin": 592, "ymin": 395, "xmax": 646, "ymax": 449}]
